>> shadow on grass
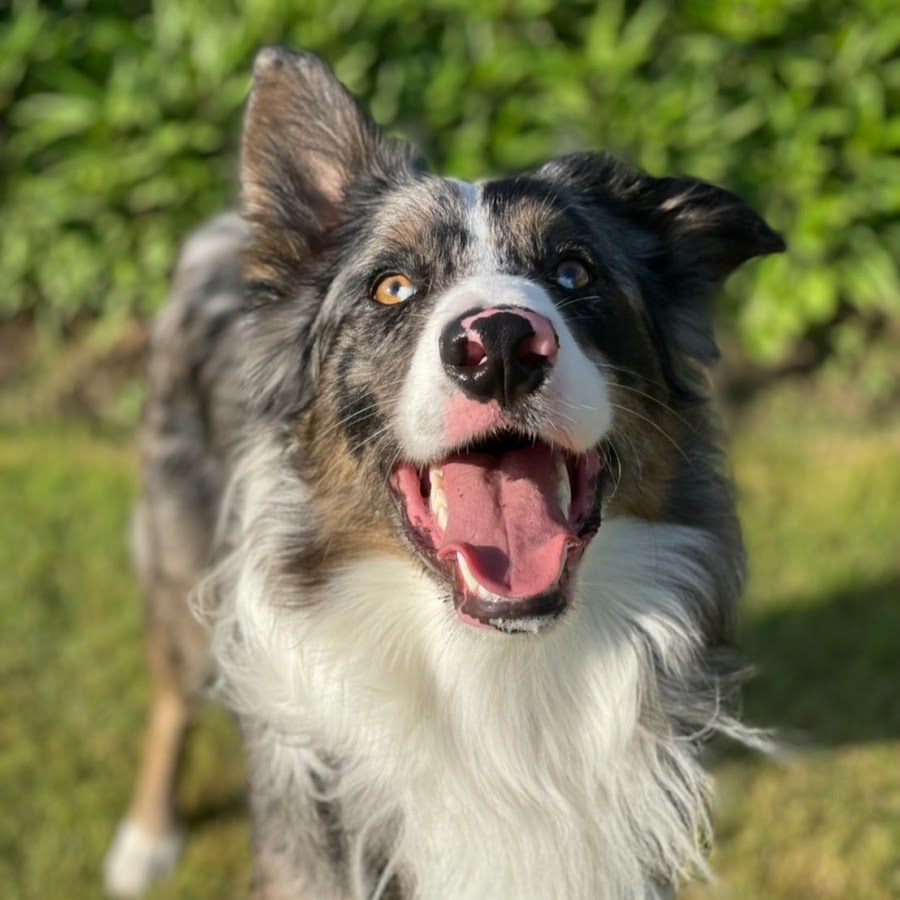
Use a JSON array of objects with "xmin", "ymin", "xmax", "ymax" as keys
[
  {"xmin": 739, "ymin": 575, "xmax": 900, "ymax": 746},
  {"xmin": 180, "ymin": 787, "xmax": 247, "ymax": 829}
]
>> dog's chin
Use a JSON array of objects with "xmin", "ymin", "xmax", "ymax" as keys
[{"xmin": 391, "ymin": 430, "xmax": 605, "ymax": 634}]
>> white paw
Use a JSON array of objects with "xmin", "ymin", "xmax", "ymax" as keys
[{"xmin": 103, "ymin": 819, "xmax": 182, "ymax": 897}]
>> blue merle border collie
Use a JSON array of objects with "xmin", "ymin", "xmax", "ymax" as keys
[{"xmin": 104, "ymin": 46, "xmax": 784, "ymax": 900}]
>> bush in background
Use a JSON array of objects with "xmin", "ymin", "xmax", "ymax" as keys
[{"xmin": 2, "ymin": 0, "xmax": 898, "ymax": 374}]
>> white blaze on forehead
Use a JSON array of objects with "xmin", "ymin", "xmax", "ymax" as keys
[{"xmin": 453, "ymin": 179, "xmax": 497, "ymax": 273}]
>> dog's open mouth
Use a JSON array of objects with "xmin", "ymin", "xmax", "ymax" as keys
[{"xmin": 392, "ymin": 431, "xmax": 604, "ymax": 633}]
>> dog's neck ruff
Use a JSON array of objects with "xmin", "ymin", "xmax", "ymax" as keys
[{"xmin": 205, "ymin": 440, "xmax": 728, "ymax": 900}]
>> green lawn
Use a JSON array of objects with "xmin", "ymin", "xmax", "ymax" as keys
[
  {"xmin": 2, "ymin": 391, "xmax": 898, "ymax": 899},
  {"xmin": 686, "ymin": 405, "xmax": 900, "ymax": 900}
]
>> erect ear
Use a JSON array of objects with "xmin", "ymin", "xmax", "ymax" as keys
[
  {"xmin": 539, "ymin": 152, "xmax": 785, "ymax": 371},
  {"xmin": 240, "ymin": 47, "xmax": 422, "ymax": 284}
]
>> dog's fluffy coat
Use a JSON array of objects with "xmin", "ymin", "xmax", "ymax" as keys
[{"xmin": 105, "ymin": 47, "xmax": 784, "ymax": 900}]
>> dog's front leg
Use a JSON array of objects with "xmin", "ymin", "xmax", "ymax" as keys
[{"xmin": 242, "ymin": 722, "xmax": 360, "ymax": 900}]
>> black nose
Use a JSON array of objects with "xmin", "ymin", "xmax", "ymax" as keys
[{"xmin": 439, "ymin": 307, "xmax": 558, "ymax": 407}]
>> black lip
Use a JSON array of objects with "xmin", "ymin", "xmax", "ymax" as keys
[{"xmin": 458, "ymin": 588, "xmax": 567, "ymax": 625}]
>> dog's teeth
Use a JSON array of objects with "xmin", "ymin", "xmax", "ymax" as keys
[
  {"xmin": 436, "ymin": 502, "xmax": 448, "ymax": 531},
  {"xmin": 429, "ymin": 467, "xmax": 449, "ymax": 532},
  {"xmin": 556, "ymin": 453, "xmax": 571, "ymax": 518},
  {"xmin": 457, "ymin": 552, "xmax": 480, "ymax": 594}
]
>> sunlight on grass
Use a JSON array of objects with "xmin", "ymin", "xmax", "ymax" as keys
[{"xmin": 2, "ymin": 397, "xmax": 898, "ymax": 898}]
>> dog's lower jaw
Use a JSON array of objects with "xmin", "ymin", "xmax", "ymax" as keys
[
  {"xmin": 483, "ymin": 611, "xmax": 560, "ymax": 635},
  {"xmin": 452, "ymin": 573, "xmax": 571, "ymax": 633}
]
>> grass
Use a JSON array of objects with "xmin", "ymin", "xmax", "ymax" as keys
[
  {"xmin": 1, "ymin": 385, "xmax": 898, "ymax": 899},
  {"xmin": 683, "ymin": 397, "xmax": 900, "ymax": 900}
]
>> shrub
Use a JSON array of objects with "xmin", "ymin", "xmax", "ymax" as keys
[{"xmin": 2, "ymin": 0, "xmax": 897, "ymax": 367}]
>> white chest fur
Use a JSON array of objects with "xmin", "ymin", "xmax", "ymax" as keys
[{"xmin": 215, "ymin": 516, "xmax": 719, "ymax": 899}]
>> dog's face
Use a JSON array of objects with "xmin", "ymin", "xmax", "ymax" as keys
[{"xmin": 239, "ymin": 48, "xmax": 783, "ymax": 635}]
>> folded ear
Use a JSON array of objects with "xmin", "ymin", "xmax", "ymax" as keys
[
  {"xmin": 539, "ymin": 152, "xmax": 785, "ymax": 374},
  {"xmin": 241, "ymin": 47, "xmax": 422, "ymax": 284}
]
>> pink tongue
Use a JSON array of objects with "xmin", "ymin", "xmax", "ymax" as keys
[{"xmin": 436, "ymin": 444, "xmax": 576, "ymax": 598}]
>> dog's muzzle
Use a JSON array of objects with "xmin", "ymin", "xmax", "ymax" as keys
[{"xmin": 439, "ymin": 306, "xmax": 559, "ymax": 407}]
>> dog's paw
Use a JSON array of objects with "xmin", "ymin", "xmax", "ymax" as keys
[{"xmin": 103, "ymin": 819, "xmax": 182, "ymax": 898}]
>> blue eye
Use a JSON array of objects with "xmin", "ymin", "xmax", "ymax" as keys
[
  {"xmin": 373, "ymin": 274, "xmax": 417, "ymax": 305},
  {"xmin": 554, "ymin": 259, "xmax": 590, "ymax": 290}
]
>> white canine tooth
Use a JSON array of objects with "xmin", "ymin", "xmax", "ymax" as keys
[
  {"xmin": 429, "ymin": 467, "xmax": 449, "ymax": 532},
  {"xmin": 457, "ymin": 552, "xmax": 482, "ymax": 595},
  {"xmin": 555, "ymin": 452, "xmax": 571, "ymax": 518},
  {"xmin": 436, "ymin": 503, "xmax": 448, "ymax": 531}
]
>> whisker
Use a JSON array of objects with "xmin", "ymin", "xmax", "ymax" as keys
[
  {"xmin": 346, "ymin": 423, "xmax": 394, "ymax": 457},
  {"xmin": 605, "ymin": 443, "xmax": 623, "ymax": 504},
  {"xmin": 554, "ymin": 294, "xmax": 605, "ymax": 312},
  {"xmin": 310, "ymin": 403, "xmax": 383, "ymax": 444},
  {"xmin": 599, "ymin": 362, "xmax": 679, "ymax": 397},
  {"xmin": 608, "ymin": 383, "xmax": 694, "ymax": 431},
  {"xmin": 609, "ymin": 403, "xmax": 690, "ymax": 463},
  {"xmin": 613, "ymin": 427, "xmax": 643, "ymax": 482}
]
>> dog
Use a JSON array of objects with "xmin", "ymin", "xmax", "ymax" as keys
[{"xmin": 104, "ymin": 46, "xmax": 784, "ymax": 900}]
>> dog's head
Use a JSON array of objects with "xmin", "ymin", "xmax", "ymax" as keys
[{"xmin": 238, "ymin": 47, "xmax": 784, "ymax": 635}]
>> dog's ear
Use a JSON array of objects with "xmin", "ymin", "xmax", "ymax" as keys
[
  {"xmin": 241, "ymin": 47, "xmax": 421, "ymax": 279},
  {"xmin": 540, "ymin": 152, "xmax": 785, "ymax": 374}
]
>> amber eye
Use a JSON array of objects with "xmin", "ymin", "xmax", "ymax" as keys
[
  {"xmin": 554, "ymin": 259, "xmax": 590, "ymax": 290},
  {"xmin": 373, "ymin": 273, "xmax": 418, "ymax": 305}
]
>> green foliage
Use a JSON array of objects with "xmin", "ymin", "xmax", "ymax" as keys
[{"xmin": 2, "ymin": 0, "xmax": 898, "ymax": 363}]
